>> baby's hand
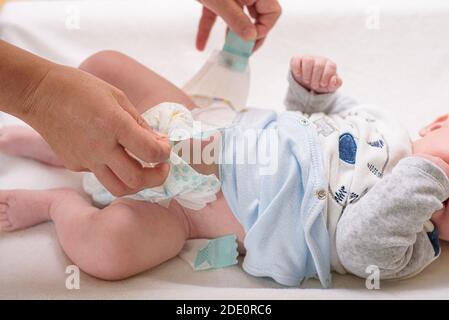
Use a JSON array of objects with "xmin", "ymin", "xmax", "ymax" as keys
[{"xmin": 290, "ymin": 55, "xmax": 343, "ymax": 94}]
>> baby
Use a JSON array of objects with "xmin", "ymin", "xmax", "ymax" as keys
[{"xmin": 1, "ymin": 51, "xmax": 449, "ymax": 288}]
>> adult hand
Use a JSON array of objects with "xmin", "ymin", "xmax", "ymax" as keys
[
  {"xmin": 196, "ymin": 0, "xmax": 281, "ymax": 52},
  {"xmin": 0, "ymin": 41, "xmax": 170, "ymax": 197},
  {"xmin": 27, "ymin": 65, "xmax": 171, "ymax": 196}
]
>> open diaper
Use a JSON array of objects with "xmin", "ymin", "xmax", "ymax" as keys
[
  {"xmin": 183, "ymin": 31, "xmax": 255, "ymax": 111},
  {"xmin": 83, "ymin": 102, "xmax": 223, "ymax": 210}
]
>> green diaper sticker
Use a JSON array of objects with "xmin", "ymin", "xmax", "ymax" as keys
[
  {"xmin": 219, "ymin": 31, "xmax": 255, "ymax": 72},
  {"xmin": 194, "ymin": 234, "xmax": 239, "ymax": 270}
]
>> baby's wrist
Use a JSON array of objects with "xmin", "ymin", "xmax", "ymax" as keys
[
  {"xmin": 290, "ymin": 71, "xmax": 310, "ymax": 91},
  {"xmin": 291, "ymin": 76, "xmax": 326, "ymax": 95},
  {"xmin": 291, "ymin": 72, "xmax": 338, "ymax": 95}
]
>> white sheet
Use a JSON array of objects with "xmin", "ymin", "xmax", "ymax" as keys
[{"xmin": 1, "ymin": 0, "xmax": 449, "ymax": 299}]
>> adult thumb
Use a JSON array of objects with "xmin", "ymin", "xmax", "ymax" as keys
[
  {"xmin": 207, "ymin": 0, "xmax": 257, "ymax": 40},
  {"xmin": 115, "ymin": 91, "xmax": 171, "ymax": 163}
]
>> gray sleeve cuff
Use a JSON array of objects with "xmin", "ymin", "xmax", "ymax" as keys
[
  {"xmin": 395, "ymin": 156, "xmax": 449, "ymax": 201},
  {"xmin": 284, "ymin": 71, "xmax": 337, "ymax": 113}
]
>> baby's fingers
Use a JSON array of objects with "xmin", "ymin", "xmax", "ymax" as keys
[
  {"xmin": 320, "ymin": 60, "xmax": 337, "ymax": 88},
  {"xmin": 328, "ymin": 75, "xmax": 343, "ymax": 92},
  {"xmin": 311, "ymin": 59, "xmax": 326, "ymax": 90},
  {"xmin": 290, "ymin": 56, "xmax": 303, "ymax": 79},
  {"xmin": 300, "ymin": 56, "xmax": 315, "ymax": 84}
]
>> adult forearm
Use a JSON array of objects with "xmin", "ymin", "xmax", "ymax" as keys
[
  {"xmin": 0, "ymin": 40, "xmax": 54, "ymax": 119},
  {"xmin": 0, "ymin": 41, "xmax": 171, "ymax": 195}
]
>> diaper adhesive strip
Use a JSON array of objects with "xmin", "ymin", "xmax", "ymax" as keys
[
  {"xmin": 179, "ymin": 234, "xmax": 239, "ymax": 271},
  {"xmin": 219, "ymin": 31, "xmax": 255, "ymax": 72}
]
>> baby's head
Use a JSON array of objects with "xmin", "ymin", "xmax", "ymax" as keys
[{"xmin": 413, "ymin": 114, "xmax": 449, "ymax": 165}]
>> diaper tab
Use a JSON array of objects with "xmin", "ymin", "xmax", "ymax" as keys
[
  {"xmin": 179, "ymin": 234, "xmax": 239, "ymax": 271},
  {"xmin": 219, "ymin": 31, "xmax": 255, "ymax": 72}
]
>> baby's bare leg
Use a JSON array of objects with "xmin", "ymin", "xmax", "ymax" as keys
[
  {"xmin": 0, "ymin": 188, "xmax": 190, "ymax": 280},
  {"xmin": 79, "ymin": 50, "xmax": 196, "ymax": 113},
  {"xmin": 0, "ymin": 126, "xmax": 63, "ymax": 167}
]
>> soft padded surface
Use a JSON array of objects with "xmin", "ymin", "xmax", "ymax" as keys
[{"xmin": 1, "ymin": 0, "xmax": 449, "ymax": 299}]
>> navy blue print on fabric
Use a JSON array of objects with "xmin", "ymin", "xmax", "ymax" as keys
[
  {"xmin": 349, "ymin": 192, "xmax": 359, "ymax": 204},
  {"xmin": 367, "ymin": 139, "xmax": 384, "ymax": 148},
  {"xmin": 334, "ymin": 186, "xmax": 348, "ymax": 204},
  {"xmin": 367, "ymin": 163, "xmax": 383, "ymax": 178},
  {"xmin": 339, "ymin": 133, "xmax": 357, "ymax": 165},
  {"xmin": 427, "ymin": 229, "xmax": 440, "ymax": 256}
]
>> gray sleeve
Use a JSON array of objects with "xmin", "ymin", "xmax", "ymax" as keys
[
  {"xmin": 284, "ymin": 71, "xmax": 358, "ymax": 115},
  {"xmin": 336, "ymin": 156, "xmax": 449, "ymax": 280}
]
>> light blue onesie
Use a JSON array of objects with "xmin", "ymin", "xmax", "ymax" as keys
[{"xmin": 219, "ymin": 109, "xmax": 332, "ymax": 287}]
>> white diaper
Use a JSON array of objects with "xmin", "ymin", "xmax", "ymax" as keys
[{"xmin": 83, "ymin": 102, "xmax": 223, "ymax": 210}]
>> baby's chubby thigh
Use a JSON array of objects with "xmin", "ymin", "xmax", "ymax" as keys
[
  {"xmin": 170, "ymin": 134, "xmax": 246, "ymax": 252},
  {"xmin": 179, "ymin": 192, "xmax": 246, "ymax": 254}
]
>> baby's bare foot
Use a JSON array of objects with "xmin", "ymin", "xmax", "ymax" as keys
[
  {"xmin": 0, "ymin": 189, "xmax": 75, "ymax": 232},
  {"xmin": 0, "ymin": 126, "xmax": 35, "ymax": 157},
  {"xmin": 0, "ymin": 126, "xmax": 64, "ymax": 167}
]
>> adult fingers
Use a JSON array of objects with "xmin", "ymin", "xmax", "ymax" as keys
[
  {"xmin": 93, "ymin": 164, "xmax": 133, "ymax": 197},
  {"xmin": 117, "ymin": 118, "xmax": 170, "ymax": 164},
  {"xmin": 115, "ymin": 93, "xmax": 171, "ymax": 164},
  {"xmin": 107, "ymin": 146, "xmax": 147, "ymax": 189},
  {"xmin": 244, "ymin": 0, "xmax": 280, "ymax": 51},
  {"xmin": 108, "ymin": 146, "xmax": 170, "ymax": 190},
  {"xmin": 196, "ymin": 7, "xmax": 217, "ymax": 51},
  {"xmin": 253, "ymin": 36, "xmax": 266, "ymax": 51},
  {"xmin": 205, "ymin": 0, "xmax": 257, "ymax": 40},
  {"xmin": 250, "ymin": 0, "xmax": 282, "ymax": 40}
]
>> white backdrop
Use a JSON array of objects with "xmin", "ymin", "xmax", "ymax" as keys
[{"xmin": 1, "ymin": 0, "xmax": 449, "ymax": 299}]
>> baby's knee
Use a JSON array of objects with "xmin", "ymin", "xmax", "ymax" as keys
[
  {"xmin": 86, "ymin": 251, "xmax": 133, "ymax": 281},
  {"xmin": 82, "ymin": 202, "xmax": 144, "ymax": 280},
  {"xmin": 79, "ymin": 50, "xmax": 128, "ymax": 78}
]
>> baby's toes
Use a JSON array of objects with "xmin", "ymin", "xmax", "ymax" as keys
[
  {"xmin": 0, "ymin": 202, "xmax": 8, "ymax": 212},
  {"xmin": 0, "ymin": 127, "xmax": 6, "ymax": 141},
  {"xmin": 0, "ymin": 125, "xmax": 14, "ymax": 137},
  {"xmin": 0, "ymin": 192, "xmax": 14, "ymax": 210},
  {"xmin": 0, "ymin": 128, "xmax": 12, "ymax": 148},
  {"xmin": 0, "ymin": 127, "xmax": 24, "ymax": 155},
  {"xmin": 0, "ymin": 214, "xmax": 11, "ymax": 223},
  {"xmin": 0, "ymin": 205, "xmax": 10, "ymax": 220},
  {"xmin": 0, "ymin": 210, "xmax": 12, "ymax": 232},
  {"xmin": 0, "ymin": 221, "xmax": 13, "ymax": 232},
  {"xmin": 0, "ymin": 125, "xmax": 29, "ymax": 140}
]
